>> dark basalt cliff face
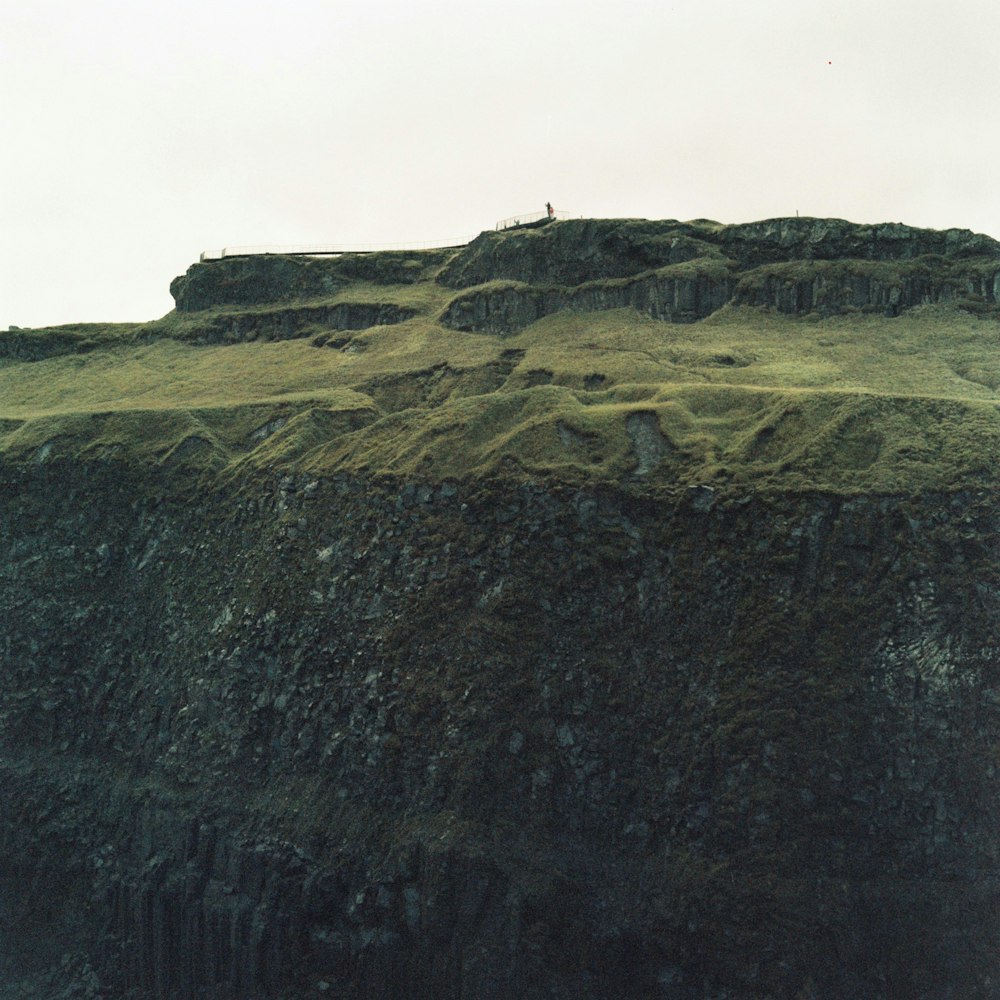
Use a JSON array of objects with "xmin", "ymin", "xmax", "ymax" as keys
[
  {"xmin": 4, "ymin": 466, "xmax": 1000, "ymax": 999},
  {"xmin": 143, "ymin": 302, "xmax": 418, "ymax": 346},
  {"xmin": 438, "ymin": 217, "xmax": 1000, "ymax": 288},
  {"xmin": 170, "ymin": 249, "xmax": 452, "ymax": 312},
  {"xmin": 167, "ymin": 218, "xmax": 1000, "ymax": 340},
  {"xmin": 0, "ymin": 325, "xmax": 115, "ymax": 361},
  {"xmin": 434, "ymin": 218, "xmax": 1000, "ymax": 333},
  {"xmin": 4, "ymin": 219, "xmax": 1000, "ymax": 1000}
]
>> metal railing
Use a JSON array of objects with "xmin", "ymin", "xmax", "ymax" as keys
[
  {"xmin": 494, "ymin": 208, "xmax": 563, "ymax": 231},
  {"xmin": 199, "ymin": 235, "xmax": 477, "ymax": 262},
  {"xmin": 198, "ymin": 213, "xmax": 572, "ymax": 261}
]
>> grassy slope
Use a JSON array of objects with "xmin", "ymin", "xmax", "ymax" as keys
[{"xmin": 3, "ymin": 255, "xmax": 1000, "ymax": 494}]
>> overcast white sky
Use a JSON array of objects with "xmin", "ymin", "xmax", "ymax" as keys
[{"xmin": 2, "ymin": 0, "xmax": 999, "ymax": 329}]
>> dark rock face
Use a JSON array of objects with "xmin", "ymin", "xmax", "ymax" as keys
[
  {"xmin": 717, "ymin": 217, "xmax": 1000, "ymax": 266},
  {"xmin": 440, "ymin": 259, "xmax": 999, "ymax": 335},
  {"xmin": 437, "ymin": 219, "xmax": 1000, "ymax": 333},
  {"xmin": 438, "ymin": 217, "xmax": 1000, "ymax": 290},
  {"xmin": 731, "ymin": 258, "xmax": 1000, "ymax": 317},
  {"xmin": 0, "ymin": 327, "xmax": 103, "ymax": 361},
  {"xmin": 441, "ymin": 265, "xmax": 733, "ymax": 335},
  {"xmin": 168, "ymin": 218, "xmax": 1000, "ymax": 336},
  {"xmin": 437, "ymin": 219, "xmax": 723, "ymax": 289},
  {"xmin": 3, "ymin": 461, "xmax": 1000, "ymax": 998},
  {"xmin": 170, "ymin": 249, "xmax": 452, "ymax": 312},
  {"xmin": 150, "ymin": 302, "xmax": 418, "ymax": 345}
]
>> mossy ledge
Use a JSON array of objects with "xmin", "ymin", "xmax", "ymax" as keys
[{"xmin": 3, "ymin": 218, "xmax": 1000, "ymax": 999}]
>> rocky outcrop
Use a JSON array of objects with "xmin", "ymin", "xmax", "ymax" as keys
[
  {"xmin": 441, "ymin": 263, "xmax": 734, "ymax": 334},
  {"xmin": 167, "ymin": 219, "xmax": 1000, "ymax": 336},
  {"xmin": 437, "ymin": 216, "xmax": 1000, "ymax": 290},
  {"xmin": 732, "ymin": 258, "xmax": 1000, "ymax": 317},
  {"xmin": 718, "ymin": 217, "xmax": 1000, "ymax": 266},
  {"xmin": 0, "ymin": 326, "xmax": 112, "ymax": 361},
  {"xmin": 442, "ymin": 256, "xmax": 1000, "ymax": 334},
  {"xmin": 150, "ymin": 302, "xmax": 418, "ymax": 345},
  {"xmin": 437, "ymin": 219, "xmax": 725, "ymax": 289},
  {"xmin": 170, "ymin": 248, "xmax": 452, "ymax": 312},
  {"xmin": 438, "ymin": 219, "xmax": 1000, "ymax": 333},
  {"xmin": 3, "ymin": 459, "xmax": 1000, "ymax": 999}
]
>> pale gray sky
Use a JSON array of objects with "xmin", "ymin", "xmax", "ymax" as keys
[{"xmin": 3, "ymin": 0, "xmax": 998, "ymax": 329}]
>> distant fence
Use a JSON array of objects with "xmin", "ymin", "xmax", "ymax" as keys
[
  {"xmin": 495, "ymin": 208, "xmax": 566, "ymax": 231},
  {"xmin": 199, "ymin": 213, "xmax": 572, "ymax": 261},
  {"xmin": 199, "ymin": 236, "xmax": 477, "ymax": 262}
]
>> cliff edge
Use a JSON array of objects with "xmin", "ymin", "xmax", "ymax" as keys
[{"xmin": 2, "ymin": 218, "xmax": 1000, "ymax": 999}]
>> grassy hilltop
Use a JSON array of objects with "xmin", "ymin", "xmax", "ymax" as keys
[{"xmin": 3, "ymin": 216, "xmax": 1000, "ymax": 494}]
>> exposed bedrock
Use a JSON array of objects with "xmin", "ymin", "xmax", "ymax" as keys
[
  {"xmin": 170, "ymin": 249, "xmax": 451, "ymax": 312},
  {"xmin": 155, "ymin": 302, "xmax": 418, "ymax": 345},
  {"xmin": 441, "ymin": 258, "xmax": 1000, "ymax": 334},
  {"xmin": 732, "ymin": 259, "xmax": 1000, "ymax": 317},
  {"xmin": 0, "ymin": 327, "xmax": 107, "ymax": 362},
  {"xmin": 718, "ymin": 217, "xmax": 1000, "ymax": 266},
  {"xmin": 2, "ymin": 462, "xmax": 1000, "ymax": 998},
  {"xmin": 437, "ymin": 219, "xmax": 724, "ymax": 288},
  {"xmin": 440, "ymin": 267, "xmax": 733, "ymax": 334},
  {"xmin": 437, "ymin": 217, "xmax": 1000, "ymax": 290}
]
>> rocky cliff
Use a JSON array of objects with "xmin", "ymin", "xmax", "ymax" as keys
[
  {"xmin": 431, "ymin": 218, "xmax": 1000, "ymax": 334},
  {"xmin": 3, "ymin": 217, "xmax": 1000, "ymax": 999}
]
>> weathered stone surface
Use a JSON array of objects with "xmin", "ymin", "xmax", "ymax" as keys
[
  {"xmin": 731, "ymin": 258, "xmax": 998, "ymax": 317},
  {"xmin": 441, "ymin": 266, "xmax": 734, "ymax": 334},
  {"xmin": 2, "ymin": 461, "xmax": 1000, "ymax": 998},
  {"xmin": 437, "ymin": 218, "xmax": 724, "ymax": 289},
  {"xmin": 0, "ymin": 327, "xmax": 105, "ymax": 362},
  {"xmin": 718, "ymin": 217, "xmax": 1000, "ymax": 265},
  {"xmin": 167, "ymin": 218, "xmax": 1000, "ymax": 337},
  {"xmin": 149, "ymin": 302, "xmax": 418, "ymax": 345},
  {"xmin": 438, "ymin": 219, "xmax": 1000, "ymax": 333},
  {"xmin": 437, "ymin": 216, "xmax": 1000, "ymax": 290},
  {"xmin": 170, "ymin": 248, "xmax": 452, "ymax": 312}
]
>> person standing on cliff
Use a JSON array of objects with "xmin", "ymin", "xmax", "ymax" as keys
[{"xmin": 546, "ymin": 202, "xmax": 554, "ymax": 219}]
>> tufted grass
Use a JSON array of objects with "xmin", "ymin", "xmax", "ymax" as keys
[{"xmin": 3, "ymin": 272, "xmax": 1000, "ymax": 494}]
